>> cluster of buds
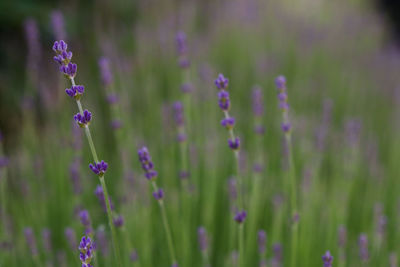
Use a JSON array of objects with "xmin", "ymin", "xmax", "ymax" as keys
[
  {"xmin": 275, "ymin": 75, "xmax": 291, "ymax": 133},
  {"xmin": 79, "ymin": 236, "xmax": 94, "ymax": 267},
  {"xmin": 53, "ymin": 40, "xmax": 77, "ymax": 79},
  {"xmin": 138, "ymin": 147, "xmax": 158, "ymax": 180},
  {"xmin": 322, "ymin": 251, "xmax": 333, "ymax": 267},
  {"xmin": 176, "ymin": 31, "xmax": 190, "ymax": 69},
  {"xmin": 215, "ymin": 74, "xmax": 240, "ymax": 151},
  {"xmin": 74, "ymin": 110, "xmax": 92, "ymax": 128},
  {"xmin": 89, "ymin": 160, "xmax": 108, "ymax": 177},
  {"xmin": 234, "ymin": 210, "xmax": 247, "ymax": 224}
]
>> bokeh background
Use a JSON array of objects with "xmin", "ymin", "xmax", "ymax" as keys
[{"xmin": 1, "ymin": 0, "xmax": 400, "ymax": 266}]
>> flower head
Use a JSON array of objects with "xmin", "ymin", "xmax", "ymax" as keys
[
  {"xmin": 221, "ymin": 117, "xmax": 235, "ymax": 130},
  {"xmin": 322, "ymin": 251, "xmax": 333, "ymax": 267},
  {"xmin": 228, "ymin": 137, "xmax": 240, "ymax": 150},
  {"xmin": 98, "ymin": 57, "xmax": 113, "ymax": 86},
  {"xmin": 176, "ymin": 31, "xmax": 188, "ymax": 55},
  {"xmin": 218, "ymin": 90, "xmax": 230, "ymax": 111},
  {"xmin": 252, "ymin": 86, "xmax": 264, "ymax": 117},
  {"xmin": 74, "ymin": 110, "xmax": 92, "ymax": 128},
  {"xmin": 152, "ymin": 188, "xmax": 164, "ymax": 200},
  {"xmin": 53, "ymin": 40, "xmax": 68, "ymax": 54},
  {"xmin": 359, "ymin": 233, "xmax": 369, "ymax": 262},
  {"xmin": 138, "ymin": 147, "xmax": 158, "ymax": 180},
  {"xmin": 275, "ymin": 75, "xmax": 286, "ymax": 90},
  {"xmin": 258, "ymin": 230, "xmax": 266, "ymax": 253},
  {"xmin": 113, "ymin": 215, "xmax": 124, "ymax": 228},
  {"xmin": 65, "ymin": 85, "xmax": 84, "ymax": 100},
  {"xmin": 89, "ymin": 160, "xmax": 108, "ymax": 176},
  {"xmin": 197, "ymin": 227, "xmax": 208, "ymax": 252},
  {"xmin": 173, "ymin": 101, "xmax": 185, "ymax": 127},
  {"xmin": 79, "ymin": 236, "xmax": 94, "ymax": 266},
  {"xmin": 234, "ymin": 210, "xmax": 247, "ymax": 224},
  {"xmin": 60, "ymin": 62, "xmax": 77, "ymax": 78},
  {"xmin": 215, "ymin": 73, "xmax": 229, "ymax": 90},
  {"xmin": 281, "ymin": 122, "xmax": 291, "ymax": 133}
]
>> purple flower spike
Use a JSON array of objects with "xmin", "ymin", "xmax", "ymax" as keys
[
  {"xmin": 60, "ymin": 62, "xmax": 77, "ymax": 78},
  {"xmin": 65, "ymin": 85, "xmax": 84, "ymax": 100},
  {"xmin": 218, "ymin": 90, "xmax": 230, "ymax": 111},
  {"xmin": 322, "ymin": 251, "xmax": 333, "ymax": 267},
  {"xmin": 173, "ymin": 101, "xmax": 185, "ymax": 126},
  {"xmin": 138, "ymin": 147, "xmax": 158, "ymax": 180},
  {"xmin": 24, "ymin": 227, "xmax": 38, "ymax": 256},
  {"xmin": 176, "ymin": 31, "xmax": 188, "ymax": 55},
  {"xmin": 65, "ymin": 228, "xmax": 77, "ymax": 250},
  {"xmin": 258, "ymin": 230, "xmax": 266, "ymax": 253},
  {"xmin": 359, "ymin": 233, "xmax": 369, "ymax": 262},
  {"xmin": 74, "ymin": 110, "xmax": 92, "ymax": 128},
  {"xmin": 113, "ymin": 215, "xmax": 124, "ymax": 228},
  {"xmin": 181, "ymin": 83, "xmax": 193, "ymax": 93},
  {"xmin": 79, "ymin": 236, "xmax": 94, "ymax": 266},
  {"xmin": 197, "ymin": 227, "xmax": 208, "ymax": 252},
  {"xmin": 234, "ymin": 210, "xmax": 247, "ymax": 224},
  {"xmin": 252, "ymin": 86, "xmax": 264, "ymax": 117},
  {"xmin": 275, "ymin": 75, "xmax": 286, "ymax": 90},
  {"xmin": 215, "ymin": 73, "xmax": 229, "ymax": 90},
  {"xmin": 98, "ymin": 57, "xmax": 113, "ymax": 86},
  {"xmin": 79, "ymin": 210, "xmax": 91, "ymax": 227},
  {"xmin": 228, "ymin": 137, "xmax": 240, "ymax": 150},
  {"xmin": 42, "ymin": 228, "xmax": 52, "ymax": 252},
  {"xmin": 221, "ymin": 117, "xmax": 235, "ymax": 130},
  {"xmin": 152, "ymin": 188, "xmax": 164, "ymax": 200},
  {"xmin": 53, "ymin": 40, "xmax": 68, "ymax": 54},
  {"xmin": 281, "ymin": 122, "xmax": 291, "ymax": 133},
  {"xmin": 130, "ymin": 250, "xmax": 139, "ymax": 262},
  {"xmin": 338, "ymin": 225, "xmax": 347, "ymax": 248},
  {"xmin": 50, "ymin": 11, "xmax": 66, "ymax": 41},
  {"xmin": 89, "ymin": 160, "xmax": 108, "ymax": 176}
]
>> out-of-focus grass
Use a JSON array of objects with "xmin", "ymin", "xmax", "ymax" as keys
[{"xmin": 0, "ymin": 0, "xmax": 400, "ymax": 266}]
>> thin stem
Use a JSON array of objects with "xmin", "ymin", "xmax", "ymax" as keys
[
  {"xmin": 239, "ymin": 224, "xmax": 244, "ymax": 267},
  {"xmin": 151, "ymin": 181, "xmax": 177, "ymax": 265},
  {"xmin": 100, "ymin": 176, "xmax": 122, "ymax": 267},
  {"xmin": 68, "ymin": 77, "xmax": 122, "ymax": 267}
]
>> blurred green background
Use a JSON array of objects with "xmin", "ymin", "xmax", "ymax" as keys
[{"xmin": 1, "ymin": 0, "xmax": 400, "ymax": 266}]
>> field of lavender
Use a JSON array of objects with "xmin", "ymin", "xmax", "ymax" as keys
[{"xmin": 1, "ymin": 0, "xmax": 400, "ymax": 266}]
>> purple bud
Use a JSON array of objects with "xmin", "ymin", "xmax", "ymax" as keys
[
  {"xmin": 98, "ymin": 57, "xmax": 113, "ymax": 86},
  {"xmin": 218, "ymin": 90, "xmax": 230, "ymax": 111},
  {"xmin": 106, "ymin": 93, "xmax": 119, "ymax": 104},
  {"xmin": 215, "ymin": 73, "xmax": 229, "ymax": 90},
  {"xmin": 181, "ymin": 83, "xmax": 194, "ymax": 93},
  {"xmin": 79, "ymin": 210, "xmax": 92, "ymax": 235},
  {"xmin": 234, "ymin": 210, "xmax": 247, "ymax": 224},
  {"xmin": 138, "ymin": 147, "xmax": 158, "ymax": 180},
  {"xmin": 42, "ymin": 228, "xmax": 52, "ymax": 252},
  {"xmin": 281, "ymin": 123, "xmax": 291, "ymax": 133},
  {"xmin": 197, "ymin": 226, "xmax": 208, "ymax": 252},
  {"xmin": 338, "ymin": 225, "xmax": 347, "ymax": 248},
  {"xmin": 228, "ymin": 137, "xmax": 240, "ymax": 150},
  {"xmin": 89, "ymin": 160, "xmax": 108, "ymax": 176},
  {"xmin": 113, "ymin": 215, "xmax": 124, "ymax": 228},
  {"xmin": 24, "ymin": 227, "xmax": 38, "ymax": 256},
  {"xmin": 221, "ymin": 117, "xmax": 235, "ymax": 130},
  {"xmin": 271, "ymin": 243, "xmax": 282, "ymax": 267},
  {"xmin": 359, "ymin": 233, "xmax": 369, "ymax": 262},
  {"xmin": 65, "ymin": 227, "xmax": 77, "ymax": 250},
  {"xmin": 322, "ymin": 251, "xmax": 333, "ymax": 267},
  {"xmin": 79, "ymin": 236, "xmax": 94, "ymax": 266},
  {"xmin": 152, "ymin": 188, "xmax": 164, "ymax": 200},
  {"xmin": 65, "ymin": 85, "xmax": 84, "ymax": 100},
  {"xmin": 130, "ymin": 249, "xmax": 139, "ymax": 262},
  {"xmin": 252, "ymin": 86, "xmax": 264, "ymax": 117},
  {"xmin": 275, "ymin": 75, "xmax": 286, "ymax": 90},
  {"xmin": 176, "ymin": 31, "xmax": 188, "ymax": 55},
  {"xmin": 60, "ymin": 62, "xmax": 77, "ymax": 78},
  {"xmin": 173, "ymin": 101, "xmax": 185, "ymax": 126},
  {"xmin": 95, "ymin": 185, "xmax": 114, "ymax": 212},
  {"xmin": 110, "ymin": 119, "xmax": 123, "ymax": 130},
  {"xmin": 257, "ymin": 230, "xmax": 266, "ymax": 253}
]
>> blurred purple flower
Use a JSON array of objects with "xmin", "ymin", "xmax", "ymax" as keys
[
  {"xmin": 215, "ymin": 73, "xmax": 229, "ymax": 90},
  {"xmin": 152, "ymin": 188, "xmax": 164, "ymax": 200},
  {"xmin": 197, "ymin": 226, "xmax": 208, "ymax": 252},
  {"xmin": 98, "ymin": 57, "xmax": 113, "ymax": 87},
  {"xmin": 24, "ymin": 227, "xmax": 38, "ymax": 256},
  {"xmin": 322, "ymin": 251, "xmax": 333, "ymax": 267},
  {"xmin": 50, "ymin": 10, "xmax": 66, "ymax": 40},
  {"xmin": 138, "ymin": 147, "xmax": 158, "ymax": 180},
  {"xmin": 89, "ymin": 160, "xmax": 108, "ymax": 176}
]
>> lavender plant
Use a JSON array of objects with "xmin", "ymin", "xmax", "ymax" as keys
[{"xmin": 51, "ymin": 40, "xmax": 121, "ymax": 266}]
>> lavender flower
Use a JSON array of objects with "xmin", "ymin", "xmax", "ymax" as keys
[
  {"xmin": 257, "ymin": 230, "xmax": 266, "ymax": 253},
  {"xmin": 234, "ymin": 210, "xmax": 247, "ymax": 224},
  {"xmin": 98, "ymin": 57, "xmax": 113, "ymax": 87},
  {"xmin": 96, "ymin": 227, "xmax": 109, "ymax": 256},
  {"xmin": 218, "ymin": 90, "xmax": 231, "ymax": 111},
  {"xmin": 65, "ymin": 227, "xmax": 77, "ymax": 250},
  {"xmin": 221, "ymin": 118, "xmax": 235, "ymax": 129},
  {"xmin": 252, "ymin": 86, "xmax": 264, "ymax": 117},
  {"xmin": 52, "ymin": 40, "xmax": 77, "ymax": 79},
  {"xmin": 74, "ymin": 110, "xmax": 92, "ymax": 128},
  {"xmin": 110, "ymin": 119, "xmax": 123, "ymax": 130},
  {"xmin": 271, "ymin": 243, "xmax": 282, "ymax": 267},
  {"xmin": 322, "ymin": 251, "xmax": 333, "ymax": 267},
  {"xmin": 79, "ymin": 236, "xmax": 94, "ymax": 267},
  {"xmin": 79, "ymin": 210, "xmax": 92, "ymax": 235},
  {"xmin": 130, "ymin": 249, "xmax": 139, "ymax": 262},
  {"xmin": 228, "ymin": 137, "xmax": 240, "ymax": 150},
  {"xmin": 173, "ymin": 101, "xmax": 185, "ymax": 126},
  {"xmin": 197, "ymin": 227, "xmax": 208, "ymax": 252},
  {"xmin": 215, "ymin": 73, "xmax": 229, "ymax": 90},
  {"xmin": 359, "ymin": 233, "xmax": 369, "ymax": 262},
  {"xmin": 338, "ymin": 225, "xmax": 347, "ymax": 248},
  {"xmin": 181, "ymin": 83, "xmax": 193, "ymax": 93},
  {"xmin": 60, "ymin": 61, "xmax": 77, "ymax": 79},
  {"xmin": 69, "ymin": 159, "xmax": 82, "ymax": 194},
  {"xmin": 50, "ymin": 10, "xmax": 66, "ymax": 40},
  {"xmin": 24, "ymin": 227, "xmax": 38, "ymax": 256},
  {"xmin": 152, "ymin": 188, "xmax": 164, "ymax": 200},
  {"xmin": 176, "ymin": 31, "xmax": 188, "ymax": 55},
  {"xmin": 281, "ymin": 122, "xmax": 291, "ymax": 133},
  {"xmin": 113, "ymin": 215, "xmax": 124, "ymax": 228},
  {"xmin": 25, "ymin": 18, "xmax": 41, "ymax": 75},
  {"xmin": 89, "ymin": 160, "xmax": 108, "ymax": 176},
  {"xmin": 106, "ymin": 93, "xmax": 119, "ymax": 105},
  {"xmin": 275, "ymin": 75, "xmax": 286, "ymax": 90},
  {"xmin": 138, "ymin": 147, "xmax": 158, "ymax": 180},
  {"xmin": 42, "ymin": 228, "xmax": 52, "ymax": 252},
  {"xmin": 65, "ymin": 85, "xmax": 84, "ymax": 100}
]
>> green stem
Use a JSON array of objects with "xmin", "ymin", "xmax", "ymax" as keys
[
  {"xmin": 152, "ymin": 181, "xmax": 177, "ymax": 265},
  {"xmin": 69, "ymin": 78, "xmax": 121, "ymax": 267}
]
